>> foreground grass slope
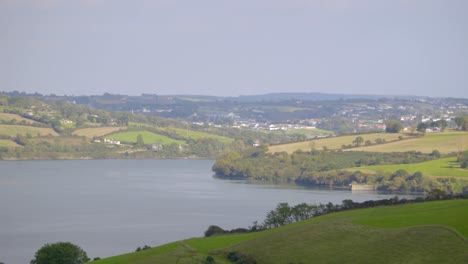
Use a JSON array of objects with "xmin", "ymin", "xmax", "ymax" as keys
[{"xmin": 92, "ymin": 200, "xmax": 468, "ymax": 264}]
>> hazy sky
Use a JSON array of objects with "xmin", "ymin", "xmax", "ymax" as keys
[{"xmin": 1, "ymin": 0, "xmax": 467, "ymax": 97}]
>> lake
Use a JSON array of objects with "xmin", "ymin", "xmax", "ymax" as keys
[{"xmin": 0, "ymin": 159, "xmax": 417, "ymax": 264}]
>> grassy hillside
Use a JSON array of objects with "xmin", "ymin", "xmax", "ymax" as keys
[
  {"xmin": 269, "ymin": 132, "xmax": 468, "ymax": 155},
  {"xmin": 283, "ymin": 127, "xmax": 334, "ymax": 136},
  {"xmin": 128, "ymin": 122, "xmax": 235, "ymax": 143},
  {"xmin": 0, "ymin": 124, "xmax": 58, "ymax": 137},
  {"xmin": 0, "ymin": 113, "xmax": 40, "ymax": 124},
  {"xmin": 0, "ymin": 139, "xmax": 21, "ymax": 148},
  {"xmin": 72, "ymin": 127, "xmax": 128, "ymax": 138},
  {"xmin": 165, "ymin": 128, "xmax": 234, "ymax": 143},
  {"xmin": 351, "ymin": 132, "xmax": 468, "ymax": 154},
  {"xmin": 349, "ymin": 157, "xmax": 468, "ymax": 178},
  {"xmin": 92, "ymin": 200, "xmax": 468, "ymax": 264},
  {"xmin": 108, "ymin": 130, "xmax": 186, "ymax": 145},
  {"xmin": 268, "ymin": 133, "xmax": 409, "ymax": 154}
]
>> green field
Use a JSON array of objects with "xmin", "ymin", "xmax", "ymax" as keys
[
  {"xmin": 128, "ymin": 122, "xmax": 235, "ymax": 143},
  {"xmin": 0, "ymin": 113, "xmax": 39, "ymax": 124},
  {"xmin": 348, "ymin": 157, "xmax": 468, "ymax": 178},
  {"xmin": 108, "ymin": 131, "xmax": 186, "ymax": 145},
  {"xmin": 283, "ymin": 128, "xmax": 334, "ymax": 136},
  {"xmin": 73, "ymin": 127, "xmax": 128, "ymax": 138},
  {"xmin": 92, "ymin": 200, "xmax": 468, "ymax": 264},
  {"xmin": 269, "ymin": 133, "xmax": 409, "ymax": 154},
  {"xmin": 166, "ymin": 128, "xmax": 234, "ymax": 143},
  {"xmin": 0, "ymin": 139, "xmax": 20, "ymax": 148},
  {"xmin": 351, "ymin": 132, "xmax": 468, "ymax": 154},
  {"xmin": 0, "ymin": 124, "xmax": 58, "ymax": 137}
]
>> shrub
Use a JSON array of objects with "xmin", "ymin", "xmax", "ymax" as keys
[{"xmin": 30, "ymin": 242, "xmax": 89, "ymax": 264}]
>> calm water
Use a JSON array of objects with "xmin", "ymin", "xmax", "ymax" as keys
[{"xmin": 0, "ymin": 159, "xmax": 416, "ymax": 264}]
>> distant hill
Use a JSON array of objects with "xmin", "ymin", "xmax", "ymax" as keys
[{"xmin": 235, "ymin": 92, "xmax": 424, "ymax": 102}]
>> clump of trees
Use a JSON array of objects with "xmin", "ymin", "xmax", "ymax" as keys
[
  {"xmin": 385, "ymin": 120, "xmax": 404, "ymax": 133},
  {"xmin": 226, "ymin": 251, "xmax": 257, "ymax": 264},
  {"xmin": 30, "ymin": 242, "xmax": 89, "ymax": 264},
  {"xmin": 204, "ymin": 225, "xmax": 249, "ymax": 237},
  {"xmin": 454, "ymin": 116, "xmax": 468, "ymax": 131},
  {"xmin": 458, "ymin": 151, "xmax": 468, "ymax": 169},
  {"xmin": 135, "ymin": 245, "xmax": 151, "ymax": 252},
  {"xmin": 417, "ymin": 120, "xmax": 447, "ymax": 133}
]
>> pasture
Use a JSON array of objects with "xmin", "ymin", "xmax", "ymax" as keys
[
  {"xmin": 0, "ymin": 139, "xmax": 20, "ymax": 148},
  {"xmin": 349, "ymin": 157, "xmax": 468, "ymax": 178},
  {"xmin": 108, "ymin": 131, "xmax": 186, "ymax": 145},
  {"xmin": 165, "ymin": 128, "xmax": 234, "ymax": 143},
  {"xmin": 0, "ymin": 113, "xmax": 39, "ymax": 124},
  {"xmin": 72, "ymin": 127, "xmax": 127, "ymax": 138},
  {"xmin": 351, "ymin": 132, "xmax": 468, "ymax": 154},
  {"xmin": 269, "ymin": 133, "xmax": 409, "ymax": 154},
  {"xmin": 0, "ymin": 124, "xmax": 58, "ymax": 137}
]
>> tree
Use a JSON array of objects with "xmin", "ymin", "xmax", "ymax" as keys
[
  {"xmin": 385, "ymin": 120, "xmax": 404, "ymax": 133},
  {"xmin": 31, "ymin": 242, "xmax": 89, "ymax": 264},
  {"xmin": 353, "ymin": 136, "xmax": 364, "ymax": 146},
  {"xmin": 417, "ymin": 122, "xmax": 428, "ymax": 133},
  {"xmin": 136, "ymin": 134, "xmax": 144, "ymax": 147},
  {"xmin": 454, "ymin": 116, "xmax": 468, "ymax": 131}
]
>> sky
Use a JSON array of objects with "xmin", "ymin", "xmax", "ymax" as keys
[{"xmin": 1, "ymin": 0, "xmax": 467, "ymax": 98}]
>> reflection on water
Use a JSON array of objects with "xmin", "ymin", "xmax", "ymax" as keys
[{"xmin": 0, "ymin": 159, "xmax": 418, "ymax": 264}]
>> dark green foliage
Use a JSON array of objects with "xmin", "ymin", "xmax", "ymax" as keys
[
  {"xmin": 430, "ymin": 149, "xmax": 441, "ymax": 158},
  {"xmin": 227, "ymin": 251, "xmax": 257, "ymax": 264},
  {"xmin": 458, "ymin": 151, "xmax": 468, "ymax": 169},
  {"xmin": 454, "ymin": 116, "xmax": 468, "ymax": 131},
  {"xmin": 135, "ymin": 245, "xmax": 151, "ymax": 252},
  {"xmin": 30, "ymin": 242, "xmax": 89, "ymax": 264},
  {"xmin": 385, "ymin": 120, "xmax": 404, "ymax": 133},
  {"xmin": 136, "ymin": 134, "xmax": 144, "ymax": 147},
  {"xmin": 204, "ymin": 225, "xmax": 250, "ymax": 237},
  {"xmin": 205, "ymin": 256, "xmax": 216, "ymax": 264},
  {"xmin": 205, "ymin": 225, "xmax": 226, "ymax": 237}
]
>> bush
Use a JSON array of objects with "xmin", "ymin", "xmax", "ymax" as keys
[
  {"xmin": 226, "ymin": 251, "xmax": 257, "ymax": 264},
  {"xmin": 30, "ymin": 242, "xmax": 89, "ymax": 264},
  {"xmin": 204, "ymin": 225, "xmax": 226, "ymax": 237}
]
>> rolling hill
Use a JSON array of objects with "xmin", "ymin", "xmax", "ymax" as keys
[
  {"xmin": 92, "ymin": 199, "xmax": 468, "ymax": 264},
  {"xmin": 268, "ymin": 132, "xmax": 468, "ymax": 154}
]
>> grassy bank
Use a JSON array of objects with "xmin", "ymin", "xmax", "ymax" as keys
[{"xmin": 92, "ymin": 199, "xmax": 468, "ymax": 264}]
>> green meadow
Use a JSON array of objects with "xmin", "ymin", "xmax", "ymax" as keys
[
  {"xmin": 352, "ymin": 132, "xmax": 468, "ymax": 154},
  {"xmin": 351, "ymin": 157, "xmax": 468, "ymax": 178},
  {"xmin": 128, "ymin": 122, "xmax": 235, "ymax": 143},
  {"xmin": 0, "ymin": 124, "xmax": 59, "ymax": 137},
  {"xmin": 166, "ymin": 128, "xmax": 234, "ymax": 143},
  {"xmin": 0, "ymin": 139, "xmax": 20, "ymax": 148},
  {"xmin": 283, "ymin": 128, "xmax": 334, "ymax": 136},
  {"xmin": 92, "ymin": 200, "xmax": 468, "ymax": 264},
  {"xmin": 108, "ymin": 131, "xmax": 186, "ymax": 145},
  {"xmin": 269, "ymin": 132, "xmax": 409, "ymax": 154}
]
